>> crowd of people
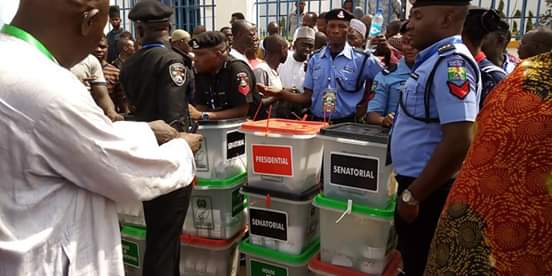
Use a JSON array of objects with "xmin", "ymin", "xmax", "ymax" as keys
[{"xmin": 1, "ymin": 0, "xmax": 552, "ymax": 275}]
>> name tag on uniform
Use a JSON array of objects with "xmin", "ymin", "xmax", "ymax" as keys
[{"xmin": 343, "ymin": 66, "xmax": 354, "ymax": 73}]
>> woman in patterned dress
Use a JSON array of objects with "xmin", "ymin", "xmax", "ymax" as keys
[{"xmin": 425, "ymin": 51, "xmax": 552, "ymax": 275}]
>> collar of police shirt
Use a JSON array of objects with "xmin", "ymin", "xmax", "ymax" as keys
[{"xmin": 320, "ymin": 42, "xmax": 355, "ymax": 60}]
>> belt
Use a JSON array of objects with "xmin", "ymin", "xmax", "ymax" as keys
[{"xmin": 311, "ymin": 114, "xmax": 356, "ymax": 124}]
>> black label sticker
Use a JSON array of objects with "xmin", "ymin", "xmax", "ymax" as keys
[
  {"xmin": 227, "ymin": 131, "xmax": 245, "ymax": 160},
  {"xmin": 330, "ymin": 153, "xmax": 379, "ymax": 192},
  {"xmin": 249, "ymin": 208, "xmax": 287, "ymax": 241},
  {"xmin": 232, "ymin": 188, "xmax": 245, "ymax": 217}
]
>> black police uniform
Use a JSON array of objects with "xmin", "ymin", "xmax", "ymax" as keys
[
  {"xmin": 190, "ymin": 32, "xmax": 266, "ymax": 119},
  {"xmin": 120, "ymin": 2, "xmax": 192, "ymax": 276},
  {"xmin": 121, "ymin": 46, "xmax": 193, "ymax": 131},
  {"xmin": 172, "ymin": 46, "xmax": 194, "ymax": 69}
]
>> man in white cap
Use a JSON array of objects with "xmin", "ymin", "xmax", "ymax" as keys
[
  {"xmin": 273, "ymin": 26, "xmax": 316, "ymax": 118},
  {"xmin": 348, "ymin": 18, "xmax": 367, "ymax": 49},
  {"xmin": 171, "ymin": 29, "xmax": 193, "ymax": 67},
  {"xmin": 279, "ymin": 26, "xmax": 315, "ymax": 95}
]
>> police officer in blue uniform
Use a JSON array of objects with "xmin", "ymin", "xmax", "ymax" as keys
[
  {"xmin": 366, "ymin": 22, "xmax": 418, "ymax": 127},
  {"xmin": 258, "ymin": 8, "xmax": 383, "ymax": 123},
  {"xmin": 462, "ymin": 7, "xmax": 507, "ymax": 107},
  {"xmin": 389, "ymin": 0, "xmax": 481, "ymax": 275}
]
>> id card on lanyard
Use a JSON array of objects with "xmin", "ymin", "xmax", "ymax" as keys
[{"xmin": 323, "ymin": 60, "xmax": 338, "ymax": 113}]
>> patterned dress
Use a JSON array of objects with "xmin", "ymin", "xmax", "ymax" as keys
[{"xmin": 425, "ymin": 51, "xmax": 552, "ymax": 275}]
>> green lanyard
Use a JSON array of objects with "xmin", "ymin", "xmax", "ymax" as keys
[{"xmin": 1, "ymin": 24, "xmax": 57, "ymax": 63}]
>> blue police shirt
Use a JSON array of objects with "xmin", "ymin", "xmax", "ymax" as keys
[
  {"xmin": 303, "ymin": 43, "xmax": 383, "ymax": 119},
  {"xmin": 367, "ymin": 58, "xmax": 411, "ymax": 116},
  {"xmin": 390, "ymin": 35, "xmax": 481, "ymax": 177}
]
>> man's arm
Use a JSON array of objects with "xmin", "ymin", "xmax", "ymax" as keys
[
  {"xmin": 366, "ymin": 74, "xmax": 393, "ymax": 126},
  {"xmin": 406, "ymin": 55, "xmax": 479, "ymax": 203},
  {"xmin": 158, "ymin": 61, "xmax": 190, "ymax": 129},
  {"xmin": 202, "ymin": 103, "xmax": 249, "ymax": 120},
  {"xmin": 256, "ymin": 84, "xmax": 312, "ymax": 105},
  {"xmin": 90, "ymin": 84, "xmax": 123, "ymax": 121}
]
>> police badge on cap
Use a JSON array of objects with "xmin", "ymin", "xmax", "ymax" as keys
[
  {"xmin": 325, "ymin": 8, "xmax": 354, "ymax": 22},
  {"xmin": 189, "ymin": 31, "xmax": 226, "ymax": 49}
]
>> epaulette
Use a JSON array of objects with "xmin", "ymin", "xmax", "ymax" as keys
[
  {"xmin": 311, "ymin": 47, "xmax": 324, "ymax": 56},
  {"xmin": 352, "ymin": 48, "xmax": 369, "ymax": 56},
  {"xmin": 438, "ymin": 44, "xmax": 456, "ymax": 56},
  {"xmin": 382, "ymin": 64, "xmax": 398, "ymax": 75}
]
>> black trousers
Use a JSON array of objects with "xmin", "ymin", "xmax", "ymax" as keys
[
  {"xmin": 142, "ymin": 185, "xmax": 192, "ymax": 276},
  {"xmin": 394, "ymin": 175, "xmax": 453, "ymax": 276}
]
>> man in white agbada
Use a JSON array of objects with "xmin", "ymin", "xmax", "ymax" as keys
[
  {"xmin": 279, "ymin": 26, "xmax": 316, "ymax": 94},
  {"xmin": 0, "ymin": 0, "xmax": 202, "ymax": 275}
]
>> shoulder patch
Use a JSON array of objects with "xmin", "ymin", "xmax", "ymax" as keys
[
  {"xmin": 236, "ymin": 72, "xmax": 250, "ymax": 96},
  {"xmin": 438, "ymin": 44, "xmax": 456, "ymax": 55},
  {"xmin": 311, "ymin": 47, "xmax": 324, "ymax": 56},
  {"xmin": 353, "ymin": 48, "xmax": 368, "ymax": 56},
  {"xmin": 447, "ymin": 59, "xmax": 467, "ymax": 81},
  {"xmin": 370, "ymin": 81, "xmax": 379, "ymax": 93},
  {"xmin": 169, "ymin": 63, "xmax": 186, "ymax": 86}
]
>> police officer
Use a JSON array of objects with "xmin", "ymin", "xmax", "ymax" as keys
[
  {"xmin": 119, "ymin": 2, "xmax": 202, "ymax": 275},
  {"xmin": 120, "ymin": 1, "xmax": 194, "ymax": 132},
  {"xmin": 462, "ymin": 7, "xmax": 507, "ymax": 107},
  {"xmin": 189, "ymin": 31, "xmax": 263, "ymax": 120},
  {"xmin": 390, "ymin": 0, "xmax": 481, "ymax": 275},
  {"xmin": 366, "ymin": 22, "xmax": 417, "ymax": 127},
  {"xmin": 258, "ymin": 8, "xmax": 383, "ymax": 123}
]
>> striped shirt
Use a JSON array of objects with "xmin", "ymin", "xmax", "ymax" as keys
[{"xmin": 102, "ymin": 62, "xmax": 128, "ymax": 113}]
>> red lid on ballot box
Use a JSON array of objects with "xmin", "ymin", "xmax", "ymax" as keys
[{"xmin": 240, "ymin": 119, "xmax": 328, "ymax": 135}]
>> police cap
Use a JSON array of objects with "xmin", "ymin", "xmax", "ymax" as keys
[
  {"xmin": 325, "ymin": 9, "xmax": 355, "ymax": 22},
  {"xmin": 411, "ymin": 0, "xmax": 471, "ymax": 8},
  {"xmin": 189, "ymin": 31, "xmax": 227, "ymax": 50},
  {"xmin": 128, "ymin": 0, "xmax": 173, "ymax": 23}
]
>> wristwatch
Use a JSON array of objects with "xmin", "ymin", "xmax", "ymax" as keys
[
  {"xmin": 401, "ymin": 189, "xmax": 419, "ymax": 206},
  {"xmin": 201, "ymin": 112, "xmax": 209, "ymax": 120}
]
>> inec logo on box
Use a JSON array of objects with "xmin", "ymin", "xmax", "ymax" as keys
[
  {"xmin": 250, "ymin": 260, "xmax": 288, "ymax": 276},
  {"xmin": 122, "ymin": 239, "xmax": 140, "ymax": 268}
]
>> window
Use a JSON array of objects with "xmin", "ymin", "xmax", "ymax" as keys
[{"xmin": 174, "ymin": 0, "xmax": 216, "ymax": 32}]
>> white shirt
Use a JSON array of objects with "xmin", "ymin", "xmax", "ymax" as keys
[
  {"xmin": 0, "ymin": 34, "xmax": 196, "ymax": 276},
  {"xmin": 277, "ymin": 51, "xmax": 306, "ymax": 93},
  {"xmin": 230, "ymin": 48, "xmax": 251, "ymax": 67},
  {"xmin": 254, "ymin": 62, "xmax": 283, "ymax": 90},
  {"xmin": 70, "ymin": 54, "xmax": 107, "ymax": 90}
]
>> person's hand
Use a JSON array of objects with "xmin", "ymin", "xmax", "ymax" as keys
[
  {"xmin": 179, "ymin": 133, "xmax": 203, "ymax": 154},
  {"xmin": 188, "ymin": 104, "xmax": 202, "ymax": 120},
  {"xmin": 256, "ymin": 83, "xmax": 282, "ymax": 98},
  {"xmin": 148, "ymin": 120, "xmax": 178, "ymax": 145},
  {"xmin": 397, "ymin": 199, "xmax": 419, "ymax": 223},
  {"xmin": 372, "ymin": 35, "xmax": 391, "ymax": 57},
  {"xmin": 107, "ymin": 112, "xmax": 125, "ymax": 122},
  {"xmin": 381, "ymin": 112, "xmax": 395, "ymax": 127}
]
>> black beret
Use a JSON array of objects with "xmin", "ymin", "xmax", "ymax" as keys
[
  {"xmin": 109, "ymin": 5, "xmax": 121, "ymax": 18},
  {"xmin": 189, "ymin": 31, "xmax": 227, "ymax": 49},
  {"xmin": 128, "ymin": 1, "xmax": 173, "ymax": 23},
  {"xmin": 411, "ymin": 0, "xmax": 471, "ymax": 8},
  {"xmin": 325, "ymin": 9, "xmax": 355, "ymax": 22}
]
